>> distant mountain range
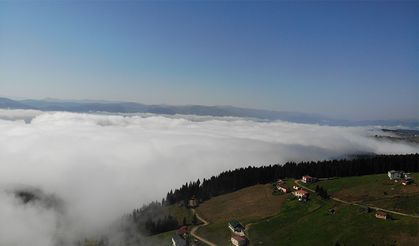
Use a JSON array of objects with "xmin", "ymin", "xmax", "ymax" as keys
[{"xmin": 0, "ymin": 97, "xmax": 417, "ymax": 127}]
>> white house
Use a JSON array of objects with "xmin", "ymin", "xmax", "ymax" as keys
[
  {"xmin": 293, "ymin": 189, "xmax": 309, "ymax": 200},
  {"xmin": 388, "ymin": 170, "xmax": 404, "ymax": 180},
  {"xmin": 277, "ymin": 183, "xmax": 290, "ymax": 193}
]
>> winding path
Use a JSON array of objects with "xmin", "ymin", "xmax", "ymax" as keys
[
  {"xmin": 190, "ymin": 208, "xmax": 217, "ymax": 246},
  {"xmin": 188, "ymin": 179, "xmax": 418, "ymax": 246},
  {"xmin": 294, "ymin": 180, "xmax": 419, "ymax": 219}
]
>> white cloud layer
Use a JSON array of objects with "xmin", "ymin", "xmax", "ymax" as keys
[{"xmin": 0, "ymin": 110, "xmax": 417, "ymax": 245}]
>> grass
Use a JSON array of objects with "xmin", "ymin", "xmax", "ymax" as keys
[
  {"xmin": 168, "ymin": 203, "xmax": 194, "ymax": 225},
  {"xmin": 305, "ymin": 173, "xmax": 419, "ymax": 215},
  {"xmin": 145, "ymin": 204, "xmax": 194, "ymax": 245},
  {"xmin": 147, "ymin": 229, "xmax": 176, "ymax": 245},
  {"xmin": 249, "ymin": 197, "xmax": 418, "ymax": 245},
  {"xmin": 151, "ymin": 173, "xmax": 419, "ymax": 245},
  {"xmin": 195, "ymin": 183, "xmax": 288, "ymax": 245}
]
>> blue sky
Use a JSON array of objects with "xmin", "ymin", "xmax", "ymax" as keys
[{"xmin": 0, "ymin": 1, "xmax": 417, "ymax": 120}]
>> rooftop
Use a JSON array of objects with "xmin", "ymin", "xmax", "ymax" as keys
[
  {"xmin": 295, "ymin": 189, "xmax": 309, "ymax": 195},
  {"xmin": 178, "ymin": 226, "xmax": 189, "ymax": 235},
  {"xmin": 229, "ymin": 220, "xmax": 244, "ymax": 229},
  {"xmin": 172, "ymin": 234, "xmax": 187, "ymax": 246},
  {"xmin": 232, "ymin": 235, "xmax": 247, "ymax": 241},
  {"xmin": 376, "ymin": 210, "xmax": 387, "ymax": 216}
]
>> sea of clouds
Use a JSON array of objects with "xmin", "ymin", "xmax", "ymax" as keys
[{"xmin": 0, "ymin": 109, "xmax": 417, "ymax": 245}]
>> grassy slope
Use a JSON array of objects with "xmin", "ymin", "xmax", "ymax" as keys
[
  {"xmin": 148, "ymin": 229, "xmax": 176, "ymax": 245},
  {"xmin": 145, "ymin": 205, "xmax": 193, "ymax": 244},
  {"xmin": 305, "ymin": 173, "xmax": 419, "ymax": 215},
  {"xmin": 150, "ymin": 173, "xmax": 419, "ymax": 245},
  {"xmin": 249, "ymin": 198, "xmax": 418, "ymax": 245},
  {"xmin": 195, "ymin": 184, "xmax": 288, "ymax": 245},
  {"xmin": 168, "ymin": 203, "xmax": 194, "ymax": 225},
  {"xmin": 250, "ymin": 173, "xmax": 419, "ymax": 245}
]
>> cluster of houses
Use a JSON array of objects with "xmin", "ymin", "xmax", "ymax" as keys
[
  {"xmin": 372, "ymin": 169, "xmax": 416, "ymax": 221},
  {"xmin": 387, "ymin": 170, "xmax": 414, "ymax": 185},
  {"xmin": 172, "ymin": 171, "xmax": 413, "ymax": 246},
  {"xmin": 275, "ymin": 173, "xmax": 407, "ymax": 221},
  {"xmin": 276, "ymin": 176, "xmax": 316, "ymax": 201},
  {"xmin": 228, "ymin": 220, "xmax": 248, "ymax": 246}
]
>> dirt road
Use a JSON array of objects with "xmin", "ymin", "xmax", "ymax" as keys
[
  {"xmin": 294, "ymin": 180, "xmax": 419, "ymax": 219},
  {"xmin": 190, "ymin": 208, "xmax": 217, "ymax": 246}
]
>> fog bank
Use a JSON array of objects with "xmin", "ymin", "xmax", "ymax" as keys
[{"xmin": 0, "ymin": 110, "xmax": 417, "ymax": 245}]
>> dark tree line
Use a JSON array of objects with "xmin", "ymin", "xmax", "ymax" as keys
[
  {"xmin": 144, "ymin": 215, "xmax": 179, "ymax": 235},
  {"xmin": 165, "ymin": 154, "xmax": 418, "ymax": 205},
  {"xmin": 128, "ymin": 201, "xmax": 179, "ymax": 236}
]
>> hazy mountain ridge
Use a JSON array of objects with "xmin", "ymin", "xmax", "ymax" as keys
[
  {"xmin": 0, "ymin": 97, "xmax": 417, "ymax": 127},
  {"xmin": 0, "ymin": 97, "xmax": 33, "ymax": 109}
]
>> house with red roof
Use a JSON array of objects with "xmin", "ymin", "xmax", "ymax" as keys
[
  {"xmin": 231, "ymin": 235, "xmax": 247, "ymax": 246},
  {"xmin": 276, "ymin": 183, "xmax": 290, "ymax": 193},
  {"xmin": 171, "ymin": 226, "xmax": 190, "ymax": 246},
  {"xmin": 293, "ymin": 189, "xmax": 310, "ymax": 201},
  {"xmin": 401, "ymin": 179, "xmax": 412, "ymax": 185},
  {"xmin": 375, "ymin": 210, "xmax": 388, "ymax": 220},
  {"xmin": 302, "ymin": 175, "xmax": 317, "ymax": 183}
]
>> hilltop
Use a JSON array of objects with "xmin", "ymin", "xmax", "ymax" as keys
[
  {"xmin": 74, "ymin": 154, "xmax": 419, "ymax": 245},
  {"xmin": 160, "ymin": 173, "xmax": 418, "ymax": 245},
  {"xmin": 119, "ymin": 154, "xmax": 419, "ymax": 246}
]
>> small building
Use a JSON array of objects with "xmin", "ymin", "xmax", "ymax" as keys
[
  {"xmin": 172, "ymin": 234, "xmax": 187, "ymax": 246},
  {"xmin": 228, "ymin": 220, "xmax": 245, "ymax": 235},
  {"xmin": 302, "ymin": 175, "xmax": 317, "ymax": 183},
  {"xmin": 388, "ymin": 170, "xmax": 404, "ymax": 180},
  {"xmin": 172, "ymin": 226, "xmax": 189, "ymax": 246},
  {"xmin": 293, "ymin": 185, "xmax": 300, "ymax": 190},
  {"xmin": 293, "ymin": 189, "xmax": 310, "ymax": 200},
  {"xmin": 188, "ymin": 197, "xmax": 199, "ymax": 208},
  {"xmin": 277, "ymin": 179, "xmax": 285, "ymax": 184},
  {"xmin": 375, "ymin": 210, "xmax": 388, "ymax": 220},
  {"xmin": 178, "ymin": 226, "xmax": 189, "ymax": 237},
  {"xmin": 231, "ymin": 235, "xmax": 248, "ymax": 246},
  {"xmin": 277, "ymin": 183, "xmax": 290, "ymax": 193}
]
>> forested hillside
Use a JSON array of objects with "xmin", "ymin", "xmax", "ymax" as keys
[
  {"xmin": 165, "ymin": 154, "xmax": 418, "ymax": 205},
  {"xmin": 125, "ymin": 154, "xmax": 418, "ymax": 238}
]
